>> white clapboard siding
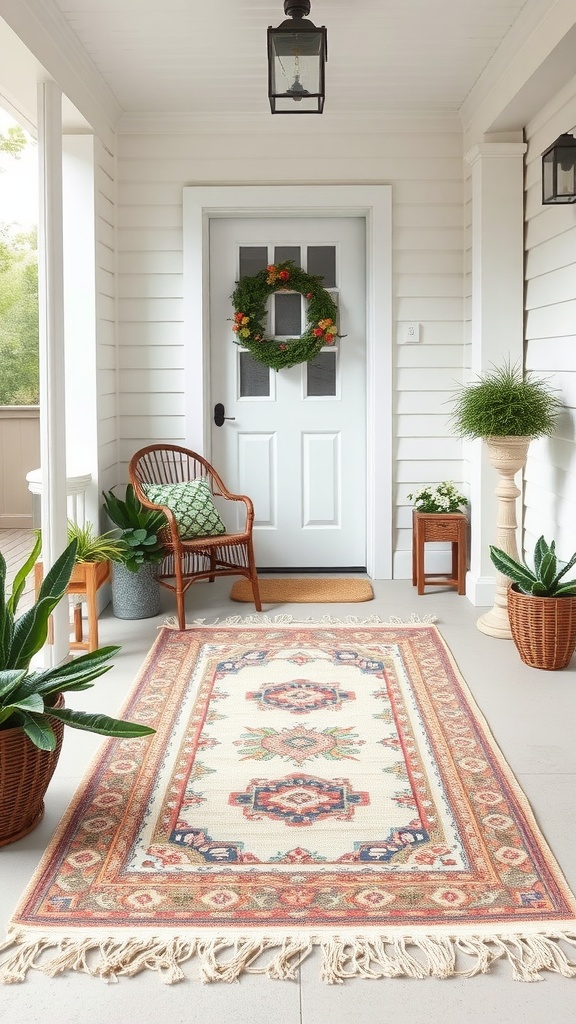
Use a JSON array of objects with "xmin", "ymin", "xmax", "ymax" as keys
[
  {"xmin": 394, "ymin": 251, "xmax": 464, "ymax": 275},
  {"xmin": 120, "ymin": 392, "xmax": 186, "ymax": 416},
  {"xmin": 119, "ymin": 322, "xmax": 185, "ymax": 346},
  {"xmin": 396, "ymin": 391, "xmax": 455, "ymax": 414},
  {"xmin": 525, "ymin": 225, "xmax": 576, "ymax": 279},
  {"xmin": 522, "ymin": 86, "xmax": 576, "ymax": 563},
  {"xmin": 396, "ymin": 345, "xmax": 463, "ymax": 368},
  {"xmin": 119, "ymin": 347, "xmax": 183, "ymax": 371},
  {"xmin": 119, "ymin": 274, "xmax": 183, "ymax": 299},
  {"xmin": 396, "ymin": 414, "xmax": 454, "ymax": 436},
  {"xmin": 95, "ymin": 139, "xmax": 120, "ymax": 492},
  {"xmin": 396, "ymin": 460, "xmax": 463, "ymax": 483},
  {"xmin": 116, "ymin": 124, "xmax": 465, "ymax": 574}
]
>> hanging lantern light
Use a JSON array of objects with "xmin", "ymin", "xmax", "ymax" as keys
[
  {"xmin": 268, "ymin": 0, "xmax": 327, "ymax": 114},
  {"xmin": 542, "ymin": 133, "xmax": 576, "ymax": 204}
]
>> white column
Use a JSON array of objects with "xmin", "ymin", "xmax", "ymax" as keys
[
  {"xmin": 464, "ymin": 141, "xmax": 527, "ymax": 613},
  {"xmin": 37, "ymin": 82, "xmax": 69, "ymax": 665},
  {"xmin": 62, "ymin": 135, "xmax": 100, "ymax": 532}
]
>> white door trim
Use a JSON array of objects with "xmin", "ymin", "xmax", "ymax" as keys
[{"xmin": 183, "ymin": 185, "xmax": 392, "ymax": 580}]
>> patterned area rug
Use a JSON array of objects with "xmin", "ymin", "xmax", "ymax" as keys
[{"xmin": 2, "ymin": 620, "xmax": 576, "ymax": 985}]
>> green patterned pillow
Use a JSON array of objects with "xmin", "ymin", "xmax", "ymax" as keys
[{"xmin": 143, "ymin": 479, "xmax": 227, "ymax": 540}]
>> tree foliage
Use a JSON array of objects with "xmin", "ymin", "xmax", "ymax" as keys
[
  {"xmin": 0, "ymin": 226, "xmax": 39, "ymax": 404},
  {"xmin": 0, "ymin": 125, "xmax": 38, "ymax": 406},
  {"xmin": 0, "ymin": 124, "xmax": 27, "ymax": 160}
]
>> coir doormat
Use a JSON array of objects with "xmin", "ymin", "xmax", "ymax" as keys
[
  {"xmin": 230, "ymin": 577, "xmax": 374, "ymax": 603},
  {"xmin": 2, "ymin": 620, "xmax": 576, "ymax": 985}
]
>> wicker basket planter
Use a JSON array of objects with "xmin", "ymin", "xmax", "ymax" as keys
[
  {"xmin": 0, "ymin": 696, "xmax": 65, "ymax": 846},
  {"xmin": 507, "ymin": 585, "xmax": 576, "ymax": 671}
]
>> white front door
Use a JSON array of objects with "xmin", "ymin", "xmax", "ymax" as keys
[{"xmin": 209, "ymin": 217, "xmax": 366, "ymax": 569}]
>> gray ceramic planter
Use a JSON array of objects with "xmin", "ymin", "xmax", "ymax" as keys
[{"xmin": 111, "ymin": 562, "xmax": 161, "ymax": 619}]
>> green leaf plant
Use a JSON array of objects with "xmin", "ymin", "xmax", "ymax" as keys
[
  {"xmin": 449, "ymin": 362, "xmax": 561, "ymax": 440},
  {"xmin": 102, "ymin": 485, "xmax": 166, "ymax": 573},
  {"xmin": 0, "ymin": 535, "xmax": 155, "ymax": 750},
  {"xmin": 489, "ymin": 537, "xmax": 576, "ymax": 597}
]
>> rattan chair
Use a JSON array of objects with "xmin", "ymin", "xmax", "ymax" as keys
[{"xmin": 129, "ymin": 444, "xmax": 262, "ymax": 629}]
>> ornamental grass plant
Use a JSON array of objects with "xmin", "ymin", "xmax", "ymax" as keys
[
  {"xmin": 66, "ymin": 520, "xmax": 124, "ymax": 564},
  {"xmin": 449, "ymin": 363, "xmax": 561, "ymax": 440}
]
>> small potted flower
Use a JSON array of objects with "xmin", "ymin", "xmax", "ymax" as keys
[
  {"xmin": 407, "ymin": 481, "xmax": 468, "ymax": 515},
  {"xmin": 408, "ymin": 482, "xmax": 468, "ymax": 595}
]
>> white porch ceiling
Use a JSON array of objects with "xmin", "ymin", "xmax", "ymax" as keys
[{"xmin": 44, "ymin": 0, "xmax": 551, "ymax": 120}]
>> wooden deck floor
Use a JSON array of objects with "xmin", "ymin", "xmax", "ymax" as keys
[{"xmin": 0, "ymin": 529, "xmax": 37, "ymax": 609}]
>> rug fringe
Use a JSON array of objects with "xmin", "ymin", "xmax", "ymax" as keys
[
  {"xmin": 2, "ymin": 930, "xmax": 576, "ymax": 984},
  {"xmin": 163, "ymin": 613, "xmax": 437, "ymax": 628}
]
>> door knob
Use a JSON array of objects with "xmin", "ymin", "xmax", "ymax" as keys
[{"xmin": 214, "ymin": 402, "xmax": 236, "ymax": 427}]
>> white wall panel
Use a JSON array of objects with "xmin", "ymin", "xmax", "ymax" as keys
[{"xmin": 116, "ymin": 126, "xmax": 466, "ymax": 575}]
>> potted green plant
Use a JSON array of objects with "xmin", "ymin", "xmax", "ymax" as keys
[
  {"xmin": 407, "ymin": 481, "xmax": 468, "ymax": 514},
  {"xmin": 34, "ymin": 522, "xmax": 126, "ymax": 652},
  {"xmin": 449, "ymin": 362, "xmax": 561, "ymax": 441},
  {"xmin": 102, "ymin": 485, "xmax": 167, "ymax": 619},
  {"xmin": 66, "ymin": 520, "xmax": 124, "ymax": 565},
  {"xmin": 0, "ymin": 535, "xmax": 155, "ymax": 845},
  {"xmin": 490, "ymin": 537, "xmax": 576, "ymax": 670}
]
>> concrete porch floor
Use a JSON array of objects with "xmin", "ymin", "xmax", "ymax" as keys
[{"xmin": 1, "ymin": 575, "xmax": 576, "ymax": 1022}]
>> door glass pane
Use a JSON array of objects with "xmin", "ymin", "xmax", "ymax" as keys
[
  {"xmin": 239, "ymin": 247, "xmax": 268, "ymax": 280},
  {"xmin": 275, "ymin": 293, "xmax": 301, "ymax": 336},
  {"xmin": 307, "ymin": 246, "xmax": 336, "ymax": 287},
  {"xmin": 274, "ymin": 246, "xmax": 300, "ymax": 267},
  {"xmin": 239, "ymin": 352, "xmax": 271, "ymax": 397},
  {"xmin": 306, "ymin": 350, "xmax": 337, "ymax": 396}
]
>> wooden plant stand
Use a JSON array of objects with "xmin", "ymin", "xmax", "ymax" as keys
[
  {"xmin": 34, "ymin": 560, "xmax": 110, "ymax": 652},
  {"xmin": 412, "ymin": 511, "xmax": 468, "ymax": 596}
]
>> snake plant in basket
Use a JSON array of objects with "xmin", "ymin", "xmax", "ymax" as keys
[
  {"xmin": 0, "ymin": 535, "xmax": 155, "ymax": 844},
  {"xmin": 490, "ymin": 538, "xmax": 576, "ymax": 670}
]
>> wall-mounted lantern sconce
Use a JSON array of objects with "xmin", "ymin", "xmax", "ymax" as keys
[
  {"xmin": 268, "ymin": 0, "xmax": 327, "ymax": 114},
  {"xmin": 542, "ymin": 133, "xmax": 576, "ymax": 204}
]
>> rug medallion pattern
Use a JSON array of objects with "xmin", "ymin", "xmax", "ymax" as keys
[{"xmin": 3, "ymin": 622, "xmax": 576, "ymax": 983}]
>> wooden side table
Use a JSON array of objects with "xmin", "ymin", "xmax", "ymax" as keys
[
  {"xmin": 34, "ymin": 560, "xmax": 110, "ymax": 652},
  {"xmin": 412, "ymin": 511, "xmax": 468, "ymax": 595}
]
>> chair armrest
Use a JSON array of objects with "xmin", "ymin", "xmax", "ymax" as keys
[{"xmin": 221, "ymin": 492, "xmax": 255, "ymax": 532}]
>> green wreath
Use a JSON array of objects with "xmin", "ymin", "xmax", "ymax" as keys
[{"xmin": 230, "ymin": 260, "xmax": 343, "ymax": 371}]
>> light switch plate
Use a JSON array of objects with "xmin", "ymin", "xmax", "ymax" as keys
[{"xmin": 403, "ymin": 322, "xmax": 420, "ymax": 344}]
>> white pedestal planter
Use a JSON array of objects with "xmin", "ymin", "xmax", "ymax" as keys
[{"xmin": 477, "ymin": 435, "xmax": 531, "ymax": 640}]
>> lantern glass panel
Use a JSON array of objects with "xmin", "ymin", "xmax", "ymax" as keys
[
  {"xmin": 556, "ymin": 145, "xmax": 576, "ymax": 197},
  {"xmin": 542, "ymin": 151, "xmax": 554, "ymax": 202}
]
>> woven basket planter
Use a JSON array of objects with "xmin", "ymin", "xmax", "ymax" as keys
[
  {"xmin": 0, "ymin": 696, "xmax": 65, "ymax": 846},
  {"xmin": 507, "ymin": 585, "xmax": 576, "ymax": 671}
]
